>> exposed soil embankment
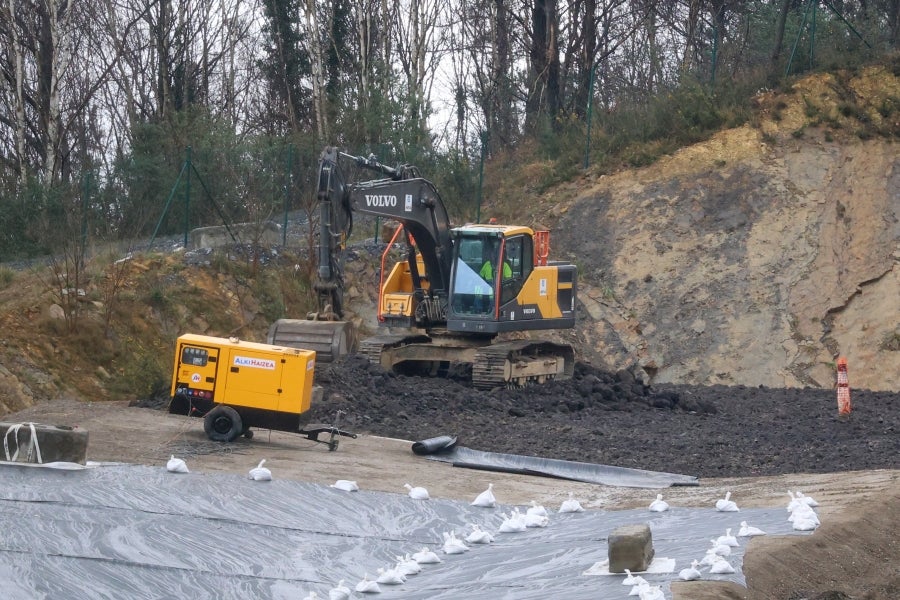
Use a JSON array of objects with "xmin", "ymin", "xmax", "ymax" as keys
[{"xmin": 553, "ymin": 66, "xmax": 899, "ymax": 391}]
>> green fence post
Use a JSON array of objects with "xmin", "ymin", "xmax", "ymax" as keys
[
  {"xmin": 583, "ymin": 64, "xmax": 597, "ymax": 170},
  {"xmin": 283, "ymin": 143, "xmax": 293, "ymax": 246},
  {"xmin": 184, "ymin": 146, "xmax": 192, "ymax": 247},
  {"xmin": 149, "ymin": 161, "xmax": 188, "ymax": 251},
  {"xmin": 711, "ymin": 23, "xmax": 719, "ymax": 86},
  {"xmin": 477, "ymin": 130, "xmax": 488, "ymax": 223},
  {"xmin": 810, "ymin": 1, "xmax": 817, "ymax": 69},
  {"xmin": 81, "ymin": 170, "xmax": 90, "ymax": 251}
]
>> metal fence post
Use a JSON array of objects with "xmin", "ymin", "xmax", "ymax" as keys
[
  {"xmin": 184, "ymin": 146, "xmax": 192, "ymax": 247},
  {"xmin": 477, "ymin": 130, "xmax": 488, "ymax": 223},
  {"xmin": 583, "ymin": 64, "xmax": 597, "ymax": 170},
  {"xmin": 283, "ymin": 143, "xmax": 293, "ymax": 246}
]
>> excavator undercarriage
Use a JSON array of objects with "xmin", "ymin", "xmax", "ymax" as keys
[{"xmin": 358, "ymin": 334, "xmax": 574, "ymax": 390}]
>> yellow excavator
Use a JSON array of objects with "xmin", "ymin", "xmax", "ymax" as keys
[{"xmin": 267, "ymin": 147, "xmax": 577, "ymax": 389}]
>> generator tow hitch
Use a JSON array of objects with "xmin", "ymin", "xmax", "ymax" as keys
[{"xmin": 298, "ymin": 410, "xmax": 357, "ymax": 451}]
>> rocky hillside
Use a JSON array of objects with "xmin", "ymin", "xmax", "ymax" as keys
[{"xmin": 550, "ymin": 66, "xmax": 899, "ymax": 391}]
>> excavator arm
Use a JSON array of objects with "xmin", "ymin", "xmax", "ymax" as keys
[{"xmin": 314, "ymin": 147, "xmax": 454, "ymax": 325}]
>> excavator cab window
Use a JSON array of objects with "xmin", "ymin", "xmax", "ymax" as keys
[{"xmin": 450, "ymin": 235, "xmax": 501, "ymax": 316}]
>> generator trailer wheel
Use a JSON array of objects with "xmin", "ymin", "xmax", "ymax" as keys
[{"xmin": 203, "ymin": 406, "xmax": 243, "ymax": 442}]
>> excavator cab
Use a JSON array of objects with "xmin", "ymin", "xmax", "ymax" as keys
[
  {"xmin": 450, "ymin": 233, "xmax": 506, "ymax": 316},
  {"xmin": 447, "ymin": 226, "xmax": 534, "ymax": 323}
]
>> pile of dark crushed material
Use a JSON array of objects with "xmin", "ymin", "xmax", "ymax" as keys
[{"xmin": 309, "ymin": 354, "xmax": 899, "ymax": 479}]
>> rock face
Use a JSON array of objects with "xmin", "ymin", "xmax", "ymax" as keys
[
  {"xmin": 556, "ymin": 67, "xmax": 899, "ymax": 391},
  {"xmin": 0, "ymin": 364, "xmax": 35, "ymax": 415}
]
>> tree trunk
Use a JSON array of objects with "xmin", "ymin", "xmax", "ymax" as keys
[
  {"xmin": 356, "ymin": 6, "xmax": 371, "ymax": 123},
  {"xmin": 305, "ymin": 0, "xmax": 327, "ymax": 139},
  {"xmin": 547, "ymin": 0, "xmax": 560, "ymax": 120},
  {"xmin": 269, "ymin": 0, "xmax": 300, "ymax": 133},
  {"xmin": 408, "ymin": 0, "xmax": 423, "ymax": 130},
  {"xmin": 222, "ymin": 0, "xmax": 237, "ymax": 124},
  {"xmin": 491, "ymin": 0, "xmax": 514, "ymax": 148},
  {"xmin": 6, "ymin": 0, "xmax": 28, "ymax": 186},
  {"xmin": 888, "ymin": 0, "xmax": 899, "ymax": 47},
  {"xmin": 177, "ymin": 0, "xmax": 190, "ymax": 109},
  {"xmin": 525, "ymin": 0, "xmax": 560, "ymax": 130},
  {"xmin": 44, "ymin": 0, "xmax": 73, "ymax": 184},
  {"xmin": 573, "ymin": 0, "xmax": 597, "ymax": 119},
  {"xmin": 647, "ymin": 3, "xmax": 660, "ymax": 90},
  {"xmin": 710, "ymin": 0, "xmax": 727, "ymax": 84},
  {"xmin": 155, "ymin": 0, "xmax": 172, "ymax": 118},
  {"xmin": 390, "ymin": 0, "xmax": 440, "ymax": 145},
  {"xmin": 681, "ymin": 0, "xmax": 701, "ymax": 73},
  {"xmin": 771, "ymin": 0, "xmax": 792, "ymax": 67}
]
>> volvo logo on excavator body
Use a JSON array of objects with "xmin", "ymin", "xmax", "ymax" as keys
[{"xmin": 365, "ymin": 194, "xmax": 398, "ymax": 207}]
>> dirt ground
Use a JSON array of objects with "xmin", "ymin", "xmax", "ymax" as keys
[
  {"xmin": 305, "ymin": 355, "xmax": 899, "ymax": 479},
  {"xmin": 6, "ymin": 356, "xmax": 899, "ymax": 599}
]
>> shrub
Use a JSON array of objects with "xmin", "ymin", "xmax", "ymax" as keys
[{"xmin": 0, "ymin": 267, "xmax": 15, "ymax": 288}]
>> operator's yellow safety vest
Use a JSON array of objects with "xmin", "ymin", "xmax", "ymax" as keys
[{"xmin": 480, "ymin": 260, "xmax": 512, "ymax": 280}]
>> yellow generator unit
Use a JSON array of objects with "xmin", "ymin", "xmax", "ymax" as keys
[{"xmin": 168, "ymin": 334, "xmax": 355, "ymax": 449}]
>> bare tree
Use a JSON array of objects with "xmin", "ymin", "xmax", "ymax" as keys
[
  {"xmin": 304, "ymin": 0, "xmax": 328, "ymax": 138},
  {"xmin": 680, "ymin": 0, "xmax": 702, "ymax": 73},
  {"xmin": 3, "ymin": 0, "xmax": 28, "ymax": 187},
  {"xmin": 392, "ymin": 0, "xmax": 447, "ymax": 142},
  {"xmin": 524, "ymin": 0, "xmax": 561, "ymax": 130},
  {"xmin": 461, "ymin": 0, "xmax": 523, "ymax": 151},
  {"xmin": 354, "ymin": 1, "xmax": 375, "ymax": 125},
  {"xmin": 351, "ymin": 0, "xmax": 395, "ymax": 144},
  {"xmin": 564, "ymin": 0, "xmax": 638, "ymax": 118}
]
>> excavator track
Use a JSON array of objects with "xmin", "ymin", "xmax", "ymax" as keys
[
  {"xmin": 358, "ymin": 335, "xmax": 403, "ymax": 368},
  {"xmin": 358, "ymin": 334, "xmax": 433, "ymax": 371},
  {"xmin": 472, "ymin": 341, "xmax": 575, "ymax": 390},
  {"xmin": 360, "ymin": 334, "xmax": 573, "ymax": 389}
]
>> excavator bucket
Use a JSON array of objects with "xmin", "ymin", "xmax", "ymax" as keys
[{"xmin": 266, "ymin": 319, "xmax": 355, "ymax": 363}]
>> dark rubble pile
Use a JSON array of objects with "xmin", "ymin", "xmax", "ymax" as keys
[
  {"xmin": 309, "ymin": 354, "xmax": 900, "ymax": 479},
  {"xmin": 310, "ymin": 355, "xmax": 713, "ymax": 427}
]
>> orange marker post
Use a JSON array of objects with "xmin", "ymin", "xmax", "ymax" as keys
[{"xmin": 836, "ymin": 356, "xmax": 851, "ymax": 416}]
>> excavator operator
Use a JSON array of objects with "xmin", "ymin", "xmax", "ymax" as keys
[{"xmin": 479, "ymin": 238, "xmax": 512, "ymax": 282}]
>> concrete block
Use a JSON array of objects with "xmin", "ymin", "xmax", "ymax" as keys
[
  {"xmin": 0, "ymin": 422, "xmax": 89, "ymax": 465},
  {"xmin": 608, "ymin": 523, "xmax": 654, "ymax": 573},
  {"xmin": 189, "ymin": 220, "xmax": 281, "ymax": 249}
]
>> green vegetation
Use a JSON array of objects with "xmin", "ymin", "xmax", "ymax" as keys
[
  {"xmin": 0, "ymin": 266, "xmax": 15, "ymax": 288},
  {"xmin": 880, "ymin": 331, "xmax": 900, "ymax": 352},
  {"xmin": 106, "ymin": 339, "xmax": 171, "ymax": 401}
]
